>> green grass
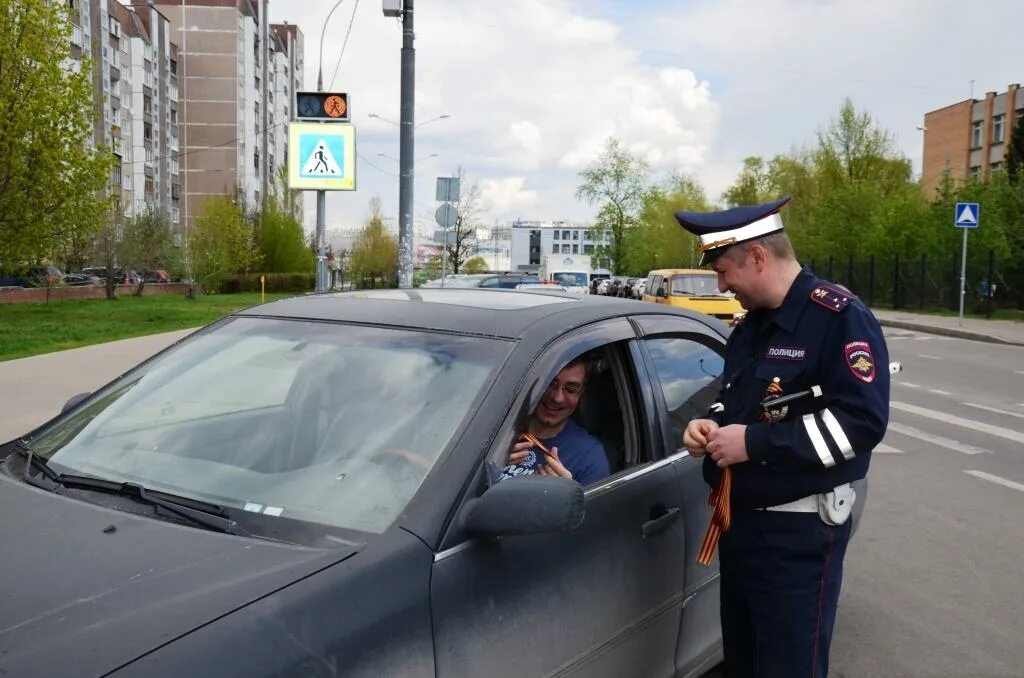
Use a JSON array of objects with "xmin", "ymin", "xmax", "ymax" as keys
[{"xmin": 0, "ymin": 292, "xmax": 295, "ymax": 362}]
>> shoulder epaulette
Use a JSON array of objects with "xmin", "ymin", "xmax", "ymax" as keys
[{"xmin": 809, "ymin": 284, "xmax": 854, "ymax": 312}]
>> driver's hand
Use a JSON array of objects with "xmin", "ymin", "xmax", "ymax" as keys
[
  {"xmin": 507, "ymin": 438, "xmax": 535, "ymax": 466},
  {"xmin": 536, "ymin": 446, "xmax": 572, "ymax": 479}
]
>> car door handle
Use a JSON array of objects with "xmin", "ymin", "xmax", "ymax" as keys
[{"xmin": 642, "ymin": 507, "xmax": 680, "ymax": 538}]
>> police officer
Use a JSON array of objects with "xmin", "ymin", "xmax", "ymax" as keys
[{"xmin": 677, "ymin": 197, "xmax": 890, "ymax": 678}]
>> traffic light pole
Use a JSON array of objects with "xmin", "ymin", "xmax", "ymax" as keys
[{"xmin": 397, "ymin": 0, "xmax": 415, "ymax": 289}]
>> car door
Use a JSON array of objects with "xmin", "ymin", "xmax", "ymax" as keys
[
  {"xmin": 632, "ymin": 314, "xmax": 728, "ymax": 676},
  {"xmin": 430, "ymin": 319, "xmax": 686, "ymax": 678}
]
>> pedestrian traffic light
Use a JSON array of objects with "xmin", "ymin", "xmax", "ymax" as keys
[{"xmin": 295, "ymin": 91, "xmax": 350, "ymax": 122}]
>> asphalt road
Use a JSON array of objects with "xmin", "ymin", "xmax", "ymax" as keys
[{"xmin": 2, "ymin": 327, "xmax": 1022, "ymax": 676}]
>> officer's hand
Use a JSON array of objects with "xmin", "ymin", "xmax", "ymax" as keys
[
  {"xmin": 683, "ymin": 419, "xmax": 719, "ymax": 457},
  {"xmin": 706, "ymin": 424, "xmax": 749, "ymax": 468},
  {"xmin": 536, "ymin": 446, "xmax": 573, "ymax": 479}
]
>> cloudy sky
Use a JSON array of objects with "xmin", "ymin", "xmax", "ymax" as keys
[{"xmin": 269, "ymin": 0, "xmax": 1022, "ymax": 237}]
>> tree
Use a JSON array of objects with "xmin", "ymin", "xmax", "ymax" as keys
[
  {"xmin": 623, "ymin": 173, "xmax": 711, "ymax": 274},
  {"xmin": 576, "ymin": 138, "xmax": 650, "ymax": 274},
  {"xmin": 188, "ymin": 196, "xmax": 258, "ymax": 293},
  {"xmin": 254, "ymin": 194, "xmax": 313, "ymax": 273},
  {"xmin": 442, "ymin": 169, "xmax": 483, "ymax": 274},
  {"xmin": 349, "ymin": 197, "xmax": 398, "ymax": 288},
  {"xmin": 462, "ymin": 256, "xmax": 488, "ymax": 273},
  {"xmin": 122, "ymin": 208, "xmax": 177, "ymax": 295},
  {"xmin": 722, "ymin": 157, "xmax": 773, "ymax": 207},
  {"xmin": 0, "ymin": 0, "xmax": 113, "ymax": 266}
]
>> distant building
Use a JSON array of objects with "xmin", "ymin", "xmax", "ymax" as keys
[
  {"xmin": 921, "ymin": 83, "xmax": 1022, "ymax": 197},
  {"xmin": 72, "ymin": 1, "xmax": 180, "ymax": 228},
  {"xmin": 509, "ymin": 220, "xmax": 610, "ymax": 272},
  {"xmin": 154, "ymin": 1, "xmax": 304, "ymax": 227}
]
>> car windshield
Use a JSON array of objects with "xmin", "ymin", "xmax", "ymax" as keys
[
  {"xmin": 26, "ymin": 317, "xmax": 509, "ymax": 541},
  {"xmin": 552, "ymin": 272, "xmax": 588, "ymax": 286},
  {"xmin": 671, "ymin": 274, "xmax": 731, "ymax": 297}
]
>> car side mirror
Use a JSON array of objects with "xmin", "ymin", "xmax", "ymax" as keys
[
  {"xmin": 464, "ymin": 476, "xmax": 585, "ymax": 538},
  {"xmin": 656, "ymin": 288, "xmax": 667, "ymax": 298},
  {"xmin": 61, "ymin": 392, "xmax": 91, "ymax": 414}
]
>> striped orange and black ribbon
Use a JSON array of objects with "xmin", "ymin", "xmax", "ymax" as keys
[
  {"xmin": 521, "ymin": 432, "xmax": 551, "ymax": 458},
  {"xmin": 697, "ymin": 466, "xmax": 732, "ymax": 566}
]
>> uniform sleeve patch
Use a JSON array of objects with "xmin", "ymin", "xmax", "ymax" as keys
[
  {"xmin": 810, "ymin": 285, "xmax": 852, "ymax": 312},
  {"xmin": 845, "ymin": 341, "xmax": 876, "ymax": 383}
]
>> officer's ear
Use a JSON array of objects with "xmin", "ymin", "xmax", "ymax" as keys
[{"xmin": 749, "ymin": 243, "xmax": 769, "ymax": 269}]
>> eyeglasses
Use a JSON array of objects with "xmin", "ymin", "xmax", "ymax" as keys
[{"xmin": 546, "ymin": 379, "xmax": 584, "ymax": 397}]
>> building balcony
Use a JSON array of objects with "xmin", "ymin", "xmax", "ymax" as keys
[{"xmin": 109, "ymin": 63, "xmax": 120, "ymax": 81}]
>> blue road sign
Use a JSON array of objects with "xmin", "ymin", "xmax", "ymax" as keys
[
  {"xmin": 954, "ymin": 202, "xmax": 979, "ymax": 228},
  {"xmin": 288, "ymin": 122, "xmax": 356, "ymax": 191}
]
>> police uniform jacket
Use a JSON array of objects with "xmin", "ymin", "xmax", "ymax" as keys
[{"xmin": 706, "ymin": 268, "xmax": 890, "ymax": 510}]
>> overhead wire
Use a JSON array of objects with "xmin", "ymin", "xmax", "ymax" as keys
[{"xmin": 328, "ymin": 0, "xmax": 361, "ymax": 90}]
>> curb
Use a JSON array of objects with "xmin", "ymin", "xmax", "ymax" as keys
[{"xmin": 876, "ymin": 318, "xmax": 1024, "ymax": 347}]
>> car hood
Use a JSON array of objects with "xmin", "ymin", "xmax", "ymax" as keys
[{"xmin": 0, "ymin": 476, "xmax": 359, "ymax": 677}]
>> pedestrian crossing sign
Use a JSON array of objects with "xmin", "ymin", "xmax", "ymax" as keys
[
  {"xmin": 288, "ymin": 122, "xmax": 356, "ymax": 191},
  {"xmin": 954, "ymin": 202, "xmax": 979, "ymax": 228}
]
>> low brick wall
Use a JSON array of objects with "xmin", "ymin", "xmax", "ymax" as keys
[{"xmin": 0, "ymin": 283, "xmax": 192, "ymax": 305}]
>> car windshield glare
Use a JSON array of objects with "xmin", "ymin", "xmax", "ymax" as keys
[{"xmin": 28, "ymin": 318, "xmax": 509, "ymax": 540}]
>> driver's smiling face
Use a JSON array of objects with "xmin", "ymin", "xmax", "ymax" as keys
[{"xmin": 536, "ymin": 363, "xmax": 586, "ymax": 429}]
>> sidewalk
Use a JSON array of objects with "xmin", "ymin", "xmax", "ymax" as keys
[
  {"xmin": 0, "ymin": 329, "xmax": 194, "ymax": 442},
  {"xmin": 872, "ymin": 309, "xmax": 1024, "ymax": 347}
]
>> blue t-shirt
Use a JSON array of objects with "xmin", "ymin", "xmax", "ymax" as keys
[{"xmin": 501, "ymin": 419, "xmax": 610, "ymax": 486}]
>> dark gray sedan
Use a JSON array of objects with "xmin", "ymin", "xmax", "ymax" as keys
[{"xmin": 0, "ymin": 289, "xmax": 728, "ymax": 677}]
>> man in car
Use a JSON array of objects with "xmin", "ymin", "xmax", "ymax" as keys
[
  {"xmin": 677, "ymin": 197, "xmax": 890, "ymax": 678},
  {"xmin": 501, "ymin": 356, "xmax": 610, "ymax": 486}
]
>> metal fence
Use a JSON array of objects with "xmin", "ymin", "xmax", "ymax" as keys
[{"xmin": 807, "ymin": 250, "xmax": 1019, "ymax": 313}]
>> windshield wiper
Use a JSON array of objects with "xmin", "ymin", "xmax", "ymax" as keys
[
  {"xmin": 61, "ymin": 475, "xmax": 246, "ymax": 535},
  {"xmin": 9, "ymin": 441, "xmax": 62, "ymax": 488}
]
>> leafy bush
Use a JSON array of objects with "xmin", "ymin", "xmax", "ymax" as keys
[{"xmin": 219, "ymin": 273, "xmax": 314, "ymax": 294}]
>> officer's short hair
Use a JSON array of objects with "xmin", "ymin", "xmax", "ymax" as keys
[{"xmin": 725, "ymin": 232, "xmax": 796, "ymax": 262}]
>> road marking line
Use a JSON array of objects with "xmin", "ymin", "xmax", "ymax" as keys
[
  {"xmin": 962, "ymin": 402, "xmax": 1024, "ymax": 421},
  {"xmin": 918, "ymin": 354, "xmax": 941, "ymax": 360},
  {"xmin": 875, "ymin": 443, "xmax": 904, "ymax": 454},
  {"xmin": 929, "ymin": 389, "xmax": 952, "ymax": 396},
  {"xmin": 891, "ymin": 401, "xmax": 1024, "ymax": 445},
  {"xmin": 899, "ymin": 382, "xmax": 922, "ymax": 389},
  {"xmin": 1015, "ymin": 370, "xmax": 1024, "ymax": 376},
  {"xmin": 886, "ymin": 422, "xmax": 993, "ymax": 455},
  {"xmin": 963, "ymin": 470, "xmax": 1024, "ymax": 494},
  {"xmin": 914, "ymin": 336, "xmax": 931, "ymax": 341}
]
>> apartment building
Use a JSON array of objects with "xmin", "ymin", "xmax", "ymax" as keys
[
  {"xmin": 154, "ymin": 1, "xmax": 303, "ymax": 227},
  {"xmin": 67, "ymin": 1, "xmax": 181, "ymax": 232},
  {"xmin": 921, "ymin": 83, "xmax": 1023, "ymax": 197},
  {"xmin": 269, "ymin": 22, "xmax": 304, "ymax": 198}
]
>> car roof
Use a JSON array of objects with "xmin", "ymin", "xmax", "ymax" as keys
[
  {"xmin": 237, "ymin": 288, "xmax": 717, "ymax": 340},
  {"xmin": 648, "ymin": 268, "xmax": 713, "ymax": 276}
]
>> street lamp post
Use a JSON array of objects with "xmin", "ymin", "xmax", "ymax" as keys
[{"xmin": 396, "ymin": 0, "xmax": 416, "ymax": 289}]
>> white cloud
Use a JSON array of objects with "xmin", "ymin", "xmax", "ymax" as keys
[
  {"xmin": 272, "ymin": 0, "xmax": 720, "ymax": 226},
  {"xmin": 479, "ymin": 177, "xmax": 538, "ymax": 214},
  {"xmin": 270, "ymin": 0, "xmax": 1021, "ymax": 229}
]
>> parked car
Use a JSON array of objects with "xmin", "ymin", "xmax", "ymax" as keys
[
  {"xmin": 642, "ymin": 268, "xmax": 746, "ymax": 325},
  {"xmin": 0, "ymin": 265, "xmax": 62, "ymax": 288},
  {"xmin": 82, "ymin": 267, "xmax": 142, "ymax": 285},
  {"xmin": 61, "ymin": 273, "xmax": 103, "ymax": 287},
  {"xmin": 0, "ymin": 290, "xmax": 729, "ymax": 677},
  {"xmin": 443, "ymin": 272, "xmax": 540, "ymax": 289},
  {"xmin": 141, "ymin": 269, "xmax": 170, "ymax": 283}
]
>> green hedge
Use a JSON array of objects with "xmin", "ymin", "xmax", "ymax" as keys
[{"xmin": 219, "ymin": 273, "xmax": 315, "ymax": 294}]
